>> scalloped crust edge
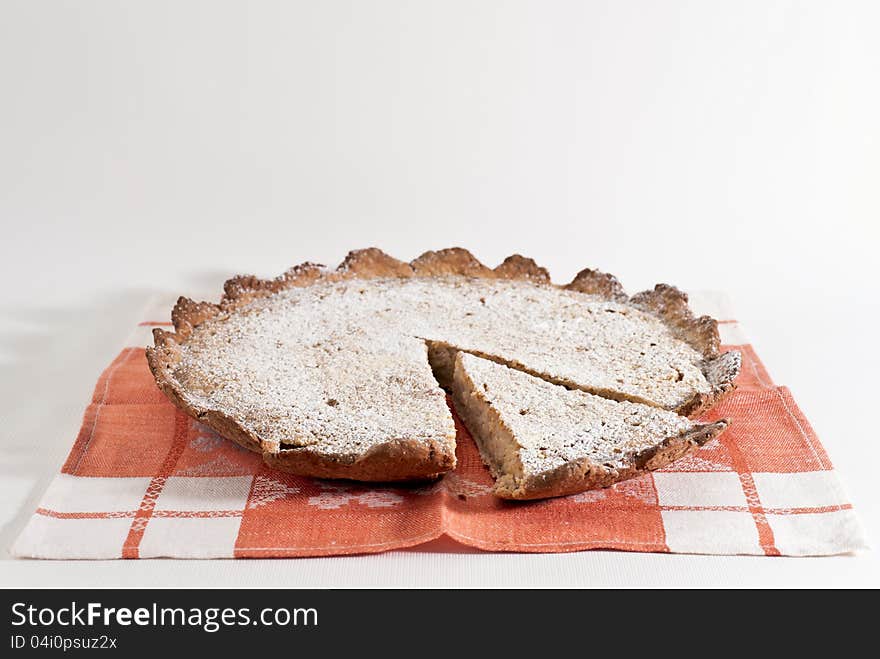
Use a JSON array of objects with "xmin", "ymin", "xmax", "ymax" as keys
[{"xmin": 146, "ymin": 247, "xmax": 741, "ymax": 484}]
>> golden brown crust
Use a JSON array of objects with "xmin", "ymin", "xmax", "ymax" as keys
[
  {"xmin": 493, "ymin": 254, "xmax": 550, "ymax": 283},
  {"xmin": 339, "ymin": 247, "xmax": 414, "ymax": 279},
  {"xmin": 171, "ymin": 297, "xmax": 220, "ymax": 337},
  {"xmin": 410, "ymin": 247, "xmax": 496, "ymax": 277},
  {"xmin": 221, "ymin": 262, "xmax": 327, "ymax": 310},
  {"xmin": 497, "ymin": 419, "xmax": 729, "ymax": 500},
  {"xmin": 565, "ymin": 267, "xmax": 628, "ymax": 301},
  {"xmin": 147, "ymin": 246, "xmax": 740, "ymax": 485},
  {"xmin": 264, "ymin": 436, "xmax": 456, "ymax": 482}
]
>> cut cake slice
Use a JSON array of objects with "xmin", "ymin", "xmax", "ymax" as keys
[{"xmin": 452, "ymin": 352, "xmax": 729, "ymax": 500}]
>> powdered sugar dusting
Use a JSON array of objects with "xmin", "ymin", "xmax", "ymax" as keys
[
  {"xmin": 457, "ymin": 352, "xmax": 694, "ymax": 477},
  {"xmin": 168, "ymin": 276, "xmax": 711, "ymax": 457}
]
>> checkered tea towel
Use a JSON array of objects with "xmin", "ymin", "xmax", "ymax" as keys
[{"xmin": 12, "ymin": 293, "xmax": 866, "ymax": 558}]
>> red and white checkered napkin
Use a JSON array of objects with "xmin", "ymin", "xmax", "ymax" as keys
[{"xmin": 12, "ymin": 293, "xmax": 866, "ymax": 559}]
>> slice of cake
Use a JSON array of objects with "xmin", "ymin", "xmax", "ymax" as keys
[{"xmin": 452, "ymin": 352, "xmax": 729, "ymax": 500}]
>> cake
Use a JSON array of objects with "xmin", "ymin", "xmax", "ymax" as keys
[{"xmin": 146, "ymin": 247, "xmax": 740, "ymax": 496}]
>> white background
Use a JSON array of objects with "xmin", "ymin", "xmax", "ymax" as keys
[{"xmin": 1, "ymin": 1, "xmax": 878, "ymax": 586}]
